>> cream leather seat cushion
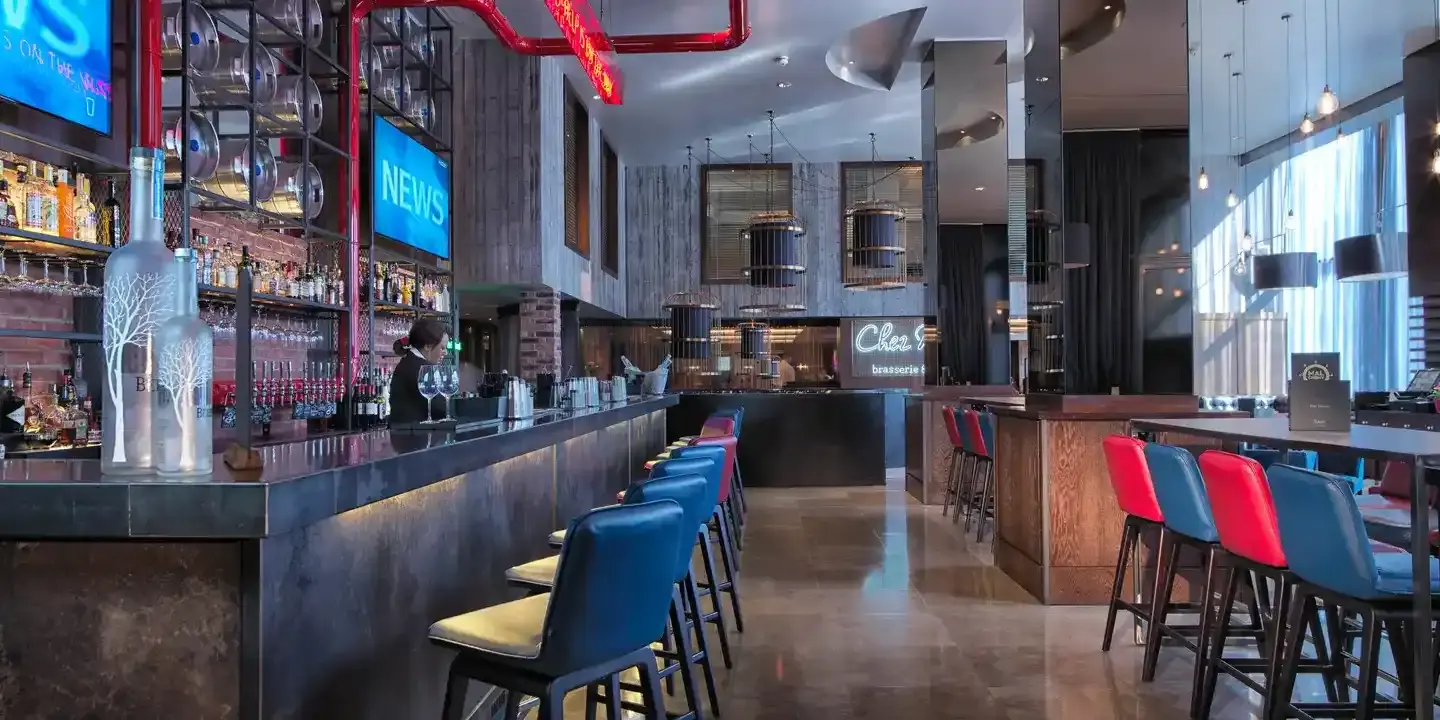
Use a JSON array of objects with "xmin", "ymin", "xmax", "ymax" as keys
[
  {"xmin": 505, "ymin": 554, "xmax": 560, "ymax": 588},
  {"xmin": 548, "ymin": 529, "xmax": 567, "ymax": 546},
  {"xmin": 429, "ymin": 593, "xmax": 550, "ymax": 658}
]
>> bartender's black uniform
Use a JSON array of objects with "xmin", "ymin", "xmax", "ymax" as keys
[{"xmin": 389, "ymin": 348, "xmax": 445, "ymax": 424}]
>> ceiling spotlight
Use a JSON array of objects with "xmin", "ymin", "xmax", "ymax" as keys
[
  {"xmin": 776, "ymin": 81, "xmax": 792, "ymax": 89},
  {"xmin": 974, "ymin": 186, "xmax": 985, "ymax": 191},
  {"xmin": 592, "ymin": 94, "xmax": 600, "ymax": 100},
  {"xmin": 847, "ymin": 60, "xmax": 855, "ymax": 65},
  {"xmin": 1035, "ymin": 76, "xmax": 1050, "ymax": 82},
  {"xmin": 775, "ymin": 55, "xmax": 790, "ymax": 66}
]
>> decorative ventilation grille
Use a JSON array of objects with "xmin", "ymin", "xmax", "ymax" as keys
[
  {"xmin": 842, "ymin": 162, "xmax": 925, "ymax": 282},
  {"xmin": 563, "ymin": 85, "xmax": 590, "ymax": 257},
  {"xmin": 1006, "ymin": 161, "xmax": 1031, "ymax": 279},
  {"xmin": 701, "ymin": 164, "xmax": 793, "ymax": 284}
]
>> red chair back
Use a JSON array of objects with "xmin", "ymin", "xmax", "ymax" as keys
[
  {"xmin": 700, "ymin": 416, "xmax": 735, "ymax": 438},
  {"xmin": 962, "ymin": 408, "xmax": 988, "ymax": 458},
  {"xmin": 1101, "ymin": 435, "xmax": 1164, "ymax": 523},
  {"xmin": 692, "ymin": 435, "xmax": 736, "ymax": 503},
  {"xmin": 1197, "ymin": 450, "xmax": 1287, "ymax": 568},
  {"xmin": 941, "ymin": 406, "xmax": 964, "ymax": 450},
  {"xmin": 1373, "ymin": 461, "xmax": 1440, "ymax": 505}
]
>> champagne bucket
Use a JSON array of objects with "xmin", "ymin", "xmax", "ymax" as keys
[
  {"xmin": 261, "ymin": 162, "xmax": 324, "ymax": 219},
  {"xmin": 193, "ymin": 43, "xmax": 278, "ymax": 106},
  {"xmin": 258, "ymin": 76, "xmax": 323, "ymax": 132},
  {"xmin": 204, "ymin": 141, "xmax": 278, "ymax": 203},
  {"xmin": 161, "ymin": 1, "xmax": 220, "ymax": 73},
  {"xmin": 162, "ymin": 111, "xmax": 220, "ymax": 183}
]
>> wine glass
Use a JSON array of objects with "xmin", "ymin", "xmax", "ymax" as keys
[
  {"xmin": 417, "ymin": 365, "xmax": 441, "ymax": 423},
  {"xmin": 438, "ymin": 365, "xmax": 459, "ymax": 421}
]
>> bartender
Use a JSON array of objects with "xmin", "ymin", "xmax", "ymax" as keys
[{"xmin": 389, "ymin": 318, "xmax": 449, "ymax": 424}]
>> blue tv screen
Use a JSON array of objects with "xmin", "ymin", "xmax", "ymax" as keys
[
  {"xmin": 0, "ymin": 0, "xmax": 113, "ymax": 134},
  {"xmin": 373, "ymin": 116, "xmax": 450, "ymax": 259}
]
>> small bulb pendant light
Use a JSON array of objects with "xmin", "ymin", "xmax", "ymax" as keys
[
  {"xmin": 1429, "ymin": 149, "xmax": 1440, "ymax": 175},
  {"xmin": 1225, "ymin": 189, "xmax": 1239, "ymax": 208},
  {"xmin": 1299, "ymin": 113, "xmax": 1315, "ymax": 134},
  {"xmin": 1197, "ymin": 167, "xmax": 1209, "ymax": 190},
  {"xmin": 1242, "ymin": 230, "xmax": 1253, "ymax": 248},
  {"xmin": 1285, "ymin": 209, "xmax": 1298, "ymax": 230},
  {"xmin": 1317, "ymin": 85, "xmax": 1339, "ymax": 116}
]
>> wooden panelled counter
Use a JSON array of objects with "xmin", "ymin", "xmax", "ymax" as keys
[{"xmin": 972, "ymin": 396, "xmax": 1242, "ymax": 605}]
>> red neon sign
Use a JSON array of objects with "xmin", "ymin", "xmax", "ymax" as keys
[{"xmin": 544, "ymin": 0, "xmax": 624, "ymax": 104}]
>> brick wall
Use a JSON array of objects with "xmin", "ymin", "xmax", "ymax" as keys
[{"xmin": 518, "ymin": 288, "xmax": 559, "ymax": 380}]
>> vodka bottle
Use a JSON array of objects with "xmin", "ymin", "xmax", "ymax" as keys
[
  {"xmin": 101, "ymin": 148, "xmax": 179, "ymax": 475},
  {"xmin": 154, "ymin": 248, "xmax": 214, "ymax": 476}
]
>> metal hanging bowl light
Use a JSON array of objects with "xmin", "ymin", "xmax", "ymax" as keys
[
  {"xmin": 1251, "ymin": 252, "xmax": 1319, "ymax": 290},
  {"xmin": 1335, "ymin": 232, "xmax": 1407, "ymax": 282}
]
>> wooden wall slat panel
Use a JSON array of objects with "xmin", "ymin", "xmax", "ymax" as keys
[{"xmin": 625, "ymin": 163, "xmax": 929, "ymax": 318}]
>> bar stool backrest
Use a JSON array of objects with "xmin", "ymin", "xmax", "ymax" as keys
[
  {"xmin": 540, "ymin": 500, "xmax": 686, "ymax": 674},
  {"xmin": 1197, "ymin": 450, "xmax": 1287, "ymax": 568},
  {"xmin": 1143, "ymin": 443, "xmax": 1219, "ymax": 543},
  {"xmin": 1268, "ymin": 464, "xmax": 1385, "ymax": 600},
  {"xmin": 710, "ymin": 408, "xmax": 743, "ymax": 438},
  {"xmin": 962, "ymin": 408, "xmax": 988, "ymax": 458},
  {"xmin": 692, "ymin": 435, "xmax": 737, "ymax": 503},
  {"xmin": 666, "ymin": 446, "xmax": 727, "ymax": 507},
  {"xmin": 701, "ymin": 416, "xmax": 735, "ymax": 438},
  {"xmin": 627, "ymin": 474, "xmax": 712, "ymax": 582},
  {"xmin": 1374, "ymin": 461, "xmax": 1440, "ymax": 506},
  {"xmin": 1101, "ymin": 435, "xmax": 1164, "ymax": 523},
  {"xmin": 979, "ymin": 412, "xmax": 995, "ymax": 458},
  {"xmin": 942, "ymin": 406, "xmax": 968, "ymax": 452}
]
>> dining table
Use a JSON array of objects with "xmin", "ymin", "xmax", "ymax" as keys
[{"xmin": 1130, "ymin": 416, "xmax": 1440, "ymax": 720}]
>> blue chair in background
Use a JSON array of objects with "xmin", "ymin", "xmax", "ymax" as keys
[
  {"xmin": 1268, "ymin": 464, "xmax": 1439, "ymax": 718},
  {"xmin": 430, "ymin": 500, "xmax": 684, "ymax": 720}
]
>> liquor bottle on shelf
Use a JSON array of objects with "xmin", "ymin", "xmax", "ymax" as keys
[
  {"xmin": 0, "ymin": 362, "xmax": 20, "ymax": 435},
  {"xmin": 75, "ymin": 173, "xmax": 98, "ymax": 243},
  {"xmin": 155, "ymin": 247, "xmax": 214, "ymax": 477},
  {"xmin": 99, "ymin": 179, "xmax": 122, "ymax": 247},
  {"xmin": 102, "ymin": 147, "xmax": 181, "ymax": 476},
  {"xmin": 0, "ymin": 177, "xmax": 15, "ymax": 229},
  {"xmin": 19, "ymin": 162, "xmax": 40, "ymax": 233},
  {"xmin": 40, "ymin": 165, "xmax": 58, "ymax": 235},
  {"xmin": 56, "ymin": 169, "xmax": 74, "ymax": 239}
]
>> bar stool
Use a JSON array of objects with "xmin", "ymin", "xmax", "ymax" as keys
[
  {"xmin": 1099, "ymin": 435, "xmax": 1166, "ymax": 652},
  {"xmin": 1355, "ymin": 461, "xmax": 1440, "ymax": 551},
  {"xmin": 1140, "ymin": 443, "xmax": 1225, "ymax": 684},
  {"xmin": 508, "ymin": 471, "xmax": 720, "ymax": 719},
  {"xmin": 684, "ymin": 437, "xmax": 745, "ymax": 637},
  {"xmin": 698, "ymin": 417, "xmax": 745, "ymax": 548},
  {"xmin": 1268, "ymin": 464, "xmax": 1440, "ymax": 720},
  {"xmin": 708, "ymin": 408, "xmax": 748, "ymax": 521},
  {"xmin": 1194, "ymin": 451, "xmax": 1342, "ymax": 719},
  {"xmin": 960, "ymin": 408, "xmax": 994, "ymax": 542},
  {"xmin": 940, "ymin": 406, "xmax": 971, "ymax": 518},
  {"xmin": 431, "ymin": 500, "xmax": 684, "ymax": 720}
]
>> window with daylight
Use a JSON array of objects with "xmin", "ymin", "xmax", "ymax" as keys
[
  {"xmin": 564, "ymin": 84, "xmax": 591, "ymax": 257},
  {"xmin": 701, "ymin": 164, "xmax": 794, "ymax": 284},
  {"xmin": 602, "ymin": 139, "xmax": 620, "ymax": 275},
  {"xmin": 1191, "ymin": 107, "xmax": 1410, "ymax": 394},
  {"xmin": 841, "ymin": 162, "xmax": 926, "ymax": 282}
]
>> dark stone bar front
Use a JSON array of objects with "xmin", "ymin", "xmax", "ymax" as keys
[{"xmin": 0, "ymin": 397, "xmax": 674, "ymax": 720}]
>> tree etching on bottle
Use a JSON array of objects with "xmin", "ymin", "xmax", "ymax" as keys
[
  {"xmin": 102, "ymin": 271, "xmax": 175, "ymax": 464},
  {"xmin": 156, "ymin": 336, "xmax": 212, "ymax": 470}
]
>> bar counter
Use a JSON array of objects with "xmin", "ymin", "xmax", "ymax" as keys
[
  {"xmin": 0, "ymin": 395, "xmax": 675, "ymax": 720},
  {"xmin": 963, "ymin": 395, "xmax": 1242, "ymax": 605}
]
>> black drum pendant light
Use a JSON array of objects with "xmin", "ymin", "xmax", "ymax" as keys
[
  {"xmin": 844, "ymin": 133, "xmax": 908, "ymax": 290},
  {"xmin": 1335, "ymin": 232, "xmax": 1406, "ymax": 281},
  {"xmin": 738, "ymin": 321, "xmax": 770, "ymax": 359},
  {"xmin": 664, "ymin": 290, "xmax": 719, "ymax": 366},
  {"xmin": 739, "ymin": 115, "xmax": 807, "ymax": 314},
  {"xmin": 1251, "ymin": 252, "xmax": 1319, "ymax": 290}
]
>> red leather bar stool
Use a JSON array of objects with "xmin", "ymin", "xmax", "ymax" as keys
[
  {"xmin": 959, "ymin": 408, "xmax": 993, "ymax": 541},
  {"xmin": 1100, "ymin": 435, "xmax": 1166, "ymax": 652},
  {"xmin": 1194, "ymin": 451, "xmax": 1344, "ymax": 719},
  {"xmin": 1355, "ymin": 460, "xmax": 1440, "ymax": 554},
  {"xmin": 698, "ymin": 416, "xmax": 745, "ymax": 548},
  {"xmin": 939, "ymin": 406, "xmax": 972, "ymax": 517}
]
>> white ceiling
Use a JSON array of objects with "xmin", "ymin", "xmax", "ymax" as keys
[{"xmin": 1191, "ymin": 0, "xmax": 1435, "ymax": 161}]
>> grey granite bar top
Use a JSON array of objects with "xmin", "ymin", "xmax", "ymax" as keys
[{"xmin": 0, "ymin": 396, "xmax": 677, "ymax": 540}]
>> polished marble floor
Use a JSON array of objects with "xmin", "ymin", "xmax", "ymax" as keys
[{"xmin": 552, "ymin": 478, "xmax": 1281, "ymax": 719}]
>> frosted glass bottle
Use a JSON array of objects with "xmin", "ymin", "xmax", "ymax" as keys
[
  {"xmin": 155, "ymin": 248, "xmax": 214, "ymax": 477},
  {"xmin": 101, "ymin": 148, "xmax": 178, "ymax": 475}
]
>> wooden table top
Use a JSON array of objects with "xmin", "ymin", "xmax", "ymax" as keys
[{"xmin": 1132, "ymin": 416, "xmax": 1440, "ymax": 462}]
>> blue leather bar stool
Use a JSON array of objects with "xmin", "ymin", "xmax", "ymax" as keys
[
  {"xmin": 1268, "ymin": 464, "xmax": 1440, "ymax": 720},
  {"xmin": 431, "ymin": 500, "xmax": 684, "ymax": 720},
  {"xmin": 1141, "ymin": 443, "xmax": 1226, "ymax": 684},
  {"xmin": 505, "ymin": 472, "xmax": 720, "ymax": 719}
]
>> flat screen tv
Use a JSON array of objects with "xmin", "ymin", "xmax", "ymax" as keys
[
  {"xmin": 372, "ymin": 115, "xmax": 450, "ymax": 259},
  {"xmin": 0, "ymin": 0, "xmax": 113, "ymax": 134}
]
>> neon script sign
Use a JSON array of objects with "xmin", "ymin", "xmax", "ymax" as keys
[
  {"xmin": 544, "ymin": 0, "xmax": 623, "ymax": 104},
  {"xmin": 853, "ymin": 323, "xmax": 926, "ymax": 354}
]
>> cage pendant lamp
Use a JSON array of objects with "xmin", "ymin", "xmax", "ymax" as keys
[
  {"xmin": 664, "ymin": 290, "xmax": 722, "ymax": 377},
  {"xmin": 844, "ymin": 133, "xmax": 908, "ymax": 290},
  {"xmin": 740, "ymin": 114, "xmax": 808, "ymax": 314}
]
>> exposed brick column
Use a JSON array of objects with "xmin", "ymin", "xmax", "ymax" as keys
[{"xmin": 517, "ymin": 288, "xmax": 560, "ymax": 380}]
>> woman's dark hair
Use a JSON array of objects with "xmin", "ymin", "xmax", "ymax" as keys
[{"xmin": 394, "ymin": 318, "xmax": 448, "ymax": 355}]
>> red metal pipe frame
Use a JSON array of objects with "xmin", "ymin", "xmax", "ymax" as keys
[{"xmin": 140, "ymin": 0, "xmax": 750, "ymax": 390}]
